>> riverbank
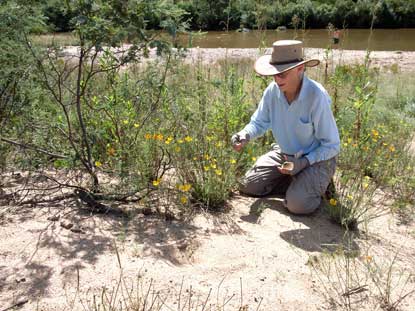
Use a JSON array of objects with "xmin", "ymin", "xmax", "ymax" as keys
[
  {"xmin": 182, "ymin": 48, "xmax": 415, "ymax": 72},
  {"xmin": 60, "ymin": 46, "xmax": 415, "ymax": 72}
]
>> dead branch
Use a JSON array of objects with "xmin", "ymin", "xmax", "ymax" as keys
[{"xmin": 0, "ymin": 136, "xmax": 68, "ymax": 159}]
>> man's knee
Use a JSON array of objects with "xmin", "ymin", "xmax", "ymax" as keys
[
  {"xmin": 238, "ymin": 178, "xmax": 273, "ymax": 197},
  {"xmin": 285, "ymin": 193, "xmax": 321, "ymax": 215}
]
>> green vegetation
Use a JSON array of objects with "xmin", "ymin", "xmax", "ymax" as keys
[
  {"xmin": 1, "ymin": 0, "xmax": 414, "ymax": 222},
  {"xmin": 29, "ymin": 0, "xmax": 415, "ymax": 33}
]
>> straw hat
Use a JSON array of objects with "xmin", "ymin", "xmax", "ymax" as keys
[{"xmin": 254, "ymin": 40, "xmax": 320, "ymax": 76}]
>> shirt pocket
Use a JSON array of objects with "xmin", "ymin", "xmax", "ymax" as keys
[{"xmin": 294, "ymin": 120, "xmax": 314, "ymax": 145}]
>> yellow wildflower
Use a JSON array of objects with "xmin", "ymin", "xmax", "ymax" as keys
[
  {"xmin": 123, "ymin": 120, "xmax": 129, "ymax": 125},
  {"xmin": 343, "ymin": 142, "xmax": 348, "ymax": 147},
  {"xmin": 230, "ymin": 159, "xmax": 237, "ymax": 164},
  {"xmin": 175, "ymin": 146, "xmax": 181, "ymax": 152},
  {"xmin": 144, "ymin": 133, "xmax": 152, "ymax": 140},
  {"xmin": 180, "ymin": 196, "xmax": 188, "ymax": 204},
  {"xmin": 389, "ymin": 145, "xmax": 395, "ymax": 152},
  {"xmin": 347, "ymin": 194, "xmax": 353, "ymax": 200},
  {"xmin": 178, "ymin": 139, "xmax": 184, "ymax": 144},
  {"xmin": 329, "ymin": 198, "xmax": 337, "ymax": 206},
  {"xmin": 206, "ymin": 136, "xmax": 213, "ymax": 142},
  {"xmin": 204, "ymin": 154, "xmax": 210, "ymax": 160},
  {"xmin": 95, "ymin": 161, "xmax": 102, "ymax": 167},
  {"xmin": 252, "ymin": 157, "xmax": 257, "ymax": 162},
  {"xmin": 178, "ymin": 184, "xmax": 192, "ymax": 192},
  {"xmin": 347, "ymin": 137, "xmax": 352, "ymax": 144},
  {"xmin": 204, "ymin": 166, "xmax": 210, "ymax": 172},
  {"xmin": 184, "ymin": 136, "xmax": 193, "ymax": 142},
  {"xmin": 372, "ymin": 129, "xmax": 379, "ymax": 137},
  {"xmin": 363, "ymin": 182, "xmax": 369, "ymax": 189},
  {"xmin": 352, "ymin": 143, "xmax": 358, "ymax": 148},
  {"xmin": 152, "ymin": 179, "xmax": 161, "ymax": 186},
  {"xmin": 215, "ymin": 169, "xmax": 222, "ymax": 176},
  {"xmin": 210, "ymin": 163, "xmax": 217, "ymax": 169},
  {"xmin": 365, "ymin": 255, "xmax": 373, "ymax": 262},
  {"xmin": 107, "ymin": 147, "xmax": 116, "ymax": 156},
  {"xmin": 215, "ymin": 142, "xmax": 222, "ymax": 147},
  {"xmin": 154, "ymin": 134, "xmax": 163, "ymax": 141},
  {"xmin": 134, "ymin": 123, "xmax": 140, "ymax": 128}
]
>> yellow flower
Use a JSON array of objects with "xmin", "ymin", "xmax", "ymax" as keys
[
  {"xmin": 193, "ymin": 157, "xmax": 197, "ymax": 161},
  {"xmin": 152, "ymin": 179, "xmax": 161, "ymax": 186},
  {"xmin": 204, "ymin": 166, "xmax": 210, "ymax": 172},
  {"xmin": 347, "ymin": 137, "xmax": 352, "ymax": 144},
  {"xmin": 230, "ymin": 159, "xmax": 236, "ymax": 164},
  {"xmin": 175, "ymin": 146, "xmax": 181, "ymax": 152},
  {"xmin": 389, "ymin": 145, "xmax": 395, "ymax": 152},
  {"xmin": 215, "ymin": 142, "xmax": 222, "ymax": 147},
  {"xmin": 178, "ymin": 139, "xmax": 184, "ymax": 144},
  {"xmin": 210, "ymin": 163, "xmax": 217, "ymax": 169},
  {"xmin": 365, "ymin": 255, "xmax": 373, "ymax": 262},
  {"xmin": 165, "ymin": 140, "xmax": 171, "ymax": 145},
  {"xmin": 329, "ymin": 198, "xmax": 337, "ymax": 206},
  {"xmin": 165, "ymin": 136, "xmax": 173, "ymax": 144},
  {"xmin": 215, "ymin": 169, "xmax": 222, "ymax": 176},
  {"xmin": 107, "ymin": 147, "xmax": 116, "ymax": 156},
  {"xmin": 362, "ymin": 146, "xmax": 369, "ymax": 151},
  {"xmin": 178, "ymin": 184, "xmax": 192, "ymax": 192},
  {"xmin": 382, "ymin": 142, "xmax": 388, "ymax": 146},
  {"xmin": 352, "ymin": 143, "xmax": 358, "ymax": 148},
  {"xmin": 363, "ymin": 182, "xmax": 369, "ymax": 189},
  {"xmin": 123, "ymin": 120, "xmax": 129, "ymax": 125},
  {"xmin": 145, "ymin": 133, "xmax": 152, "ymax": 140},
  {"xmin": 204, "ymin": 154, "xmax": 210, "ymax": 160},
  {"xmin": 347, "ymin": 194, "xmax": 353, "ymax": 200},
  {"xmin": 95, "ymin": 161, "xmax": 102, "ymax": 167},
  {"xmin": 206, "ymin": 136, "xmax": 213, "ymax": 142},
  {"xmin": 154, "ymin": 134, "xmax": 164, "ymax": 141},
  {"xmin": 343, "ymin": 142, "xmax": 348, "ymax": 147},
  {"xmin": 180, "ymin": 196, "xmax": 188, "ymax": 204},
  {"xmin": 184, "ymin": 136, "xmax": 193, "ymax": 142},
  {"xmin": 372, "ymin": 129, "xmax": 379, "ymax": 137},
  {"xmin": 251, "ymin": 157, "xmax": 257, "ymax": 162},
  {"xmin": 134, "ymin": 123, "xmax": 140, "ymax": 128}
]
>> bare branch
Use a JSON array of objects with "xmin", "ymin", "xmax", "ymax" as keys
[{"xmin": 0, "ymin": 136, "xmax": 68, "ymax": 159}]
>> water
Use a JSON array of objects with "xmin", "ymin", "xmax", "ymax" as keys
[{"xmin": 179, "ymin": 29, "xmax": 415, "ymax": 51}]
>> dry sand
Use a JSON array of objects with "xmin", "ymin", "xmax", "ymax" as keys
[{"xmin": 1, "ymin": 183, "xmax": 414, "ymax": 310}]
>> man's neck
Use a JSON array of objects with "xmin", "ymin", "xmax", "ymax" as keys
[{"xmin": 284, "ymin": 77, "xmax": 304, "ymax": 104}]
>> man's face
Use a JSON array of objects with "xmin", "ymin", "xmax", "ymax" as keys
[{"xmin": 273, "ymin": 65, "xmax": 304, "ymax": 94}]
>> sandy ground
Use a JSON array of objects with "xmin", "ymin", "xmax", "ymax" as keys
[
  {"xmin": 1, "ymin": 179, "xmax": 414, "ymax": 310},
  {"xmin": 61, "ymin": 46, "xmax": 415, "ymax": 72}
]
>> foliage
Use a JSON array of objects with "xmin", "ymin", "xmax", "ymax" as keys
[{"xmin": 31, "ymin": 0, "xmax": 415, "ymax": 31}]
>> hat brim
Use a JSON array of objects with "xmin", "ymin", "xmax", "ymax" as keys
[{"xmin": 254, "ymin": 55, "xmax": 320, "ymax": 76}]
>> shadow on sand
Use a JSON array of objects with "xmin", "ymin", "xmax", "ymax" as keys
[{"xmin": 240, "ymin": 195, "xmax": 360, "ymax": 254}]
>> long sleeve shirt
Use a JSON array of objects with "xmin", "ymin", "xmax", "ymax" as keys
[{"xmin": 243, "ymin": 76, "xmax": 340, "ymax": 165}]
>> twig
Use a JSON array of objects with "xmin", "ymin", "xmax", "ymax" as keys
[
  {"xmin": 1, "ymin": 298, "xmax": 29, "ymax": 311},
  {"xmin": 0, "ymin": 136, "xmax": 67, "ymax": 159},
  {"xmin": 18, "ymin": 193, "xmax": 75, "ymax": 205}
]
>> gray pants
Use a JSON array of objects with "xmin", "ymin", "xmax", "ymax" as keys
[{"xmin": 239, "ymin": 145, "xmax": 336, "ymax": 215}]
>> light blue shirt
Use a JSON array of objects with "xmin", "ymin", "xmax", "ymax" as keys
[{"xmin": 243, "ymin": 76, "xmax": 340, "ymax": 165}]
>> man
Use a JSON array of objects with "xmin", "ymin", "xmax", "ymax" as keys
[{"xmin": 231, "ymin": 40, "xmax": 340, "ymax": 215}]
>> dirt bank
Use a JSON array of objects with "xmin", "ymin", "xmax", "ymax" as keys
[
  {"xmin": 61, "ymin": 46, "xmax": 415, "ymax": 72},
  {"xmin": 183, "ymin": 48, "xmax": 415, "ymax": 72}
]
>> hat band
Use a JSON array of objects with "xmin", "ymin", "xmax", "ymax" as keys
[{"xmin": 269, "ymin": 58, "xmax": 304, "ymax": 65}]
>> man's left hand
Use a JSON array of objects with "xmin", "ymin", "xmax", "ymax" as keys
[{"xmin": 277, "ymin": 155, "xmax": 310, "ymax": 175}]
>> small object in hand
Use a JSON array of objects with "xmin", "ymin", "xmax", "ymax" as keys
[{"xmin": 281, "ymin": 161, "xmax": 294, "ymax": 171}]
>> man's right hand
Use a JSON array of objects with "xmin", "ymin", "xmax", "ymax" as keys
[{"xmin": 231, "ymin": 131, "xmax": 250, "ymax": 152}]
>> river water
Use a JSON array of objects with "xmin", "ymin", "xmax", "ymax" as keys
[{"xmin": 178, "ymin": 29, "xmax": 415, "ymax": 51}]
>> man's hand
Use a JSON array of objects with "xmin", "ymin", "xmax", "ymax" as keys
[
  {"xmin": 277, "ymin": 155, "xmax": 309, "ymax": 175},
  {"xmin": 231, "ymin": 131, "xmax": 250, "ymax": 152}
]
